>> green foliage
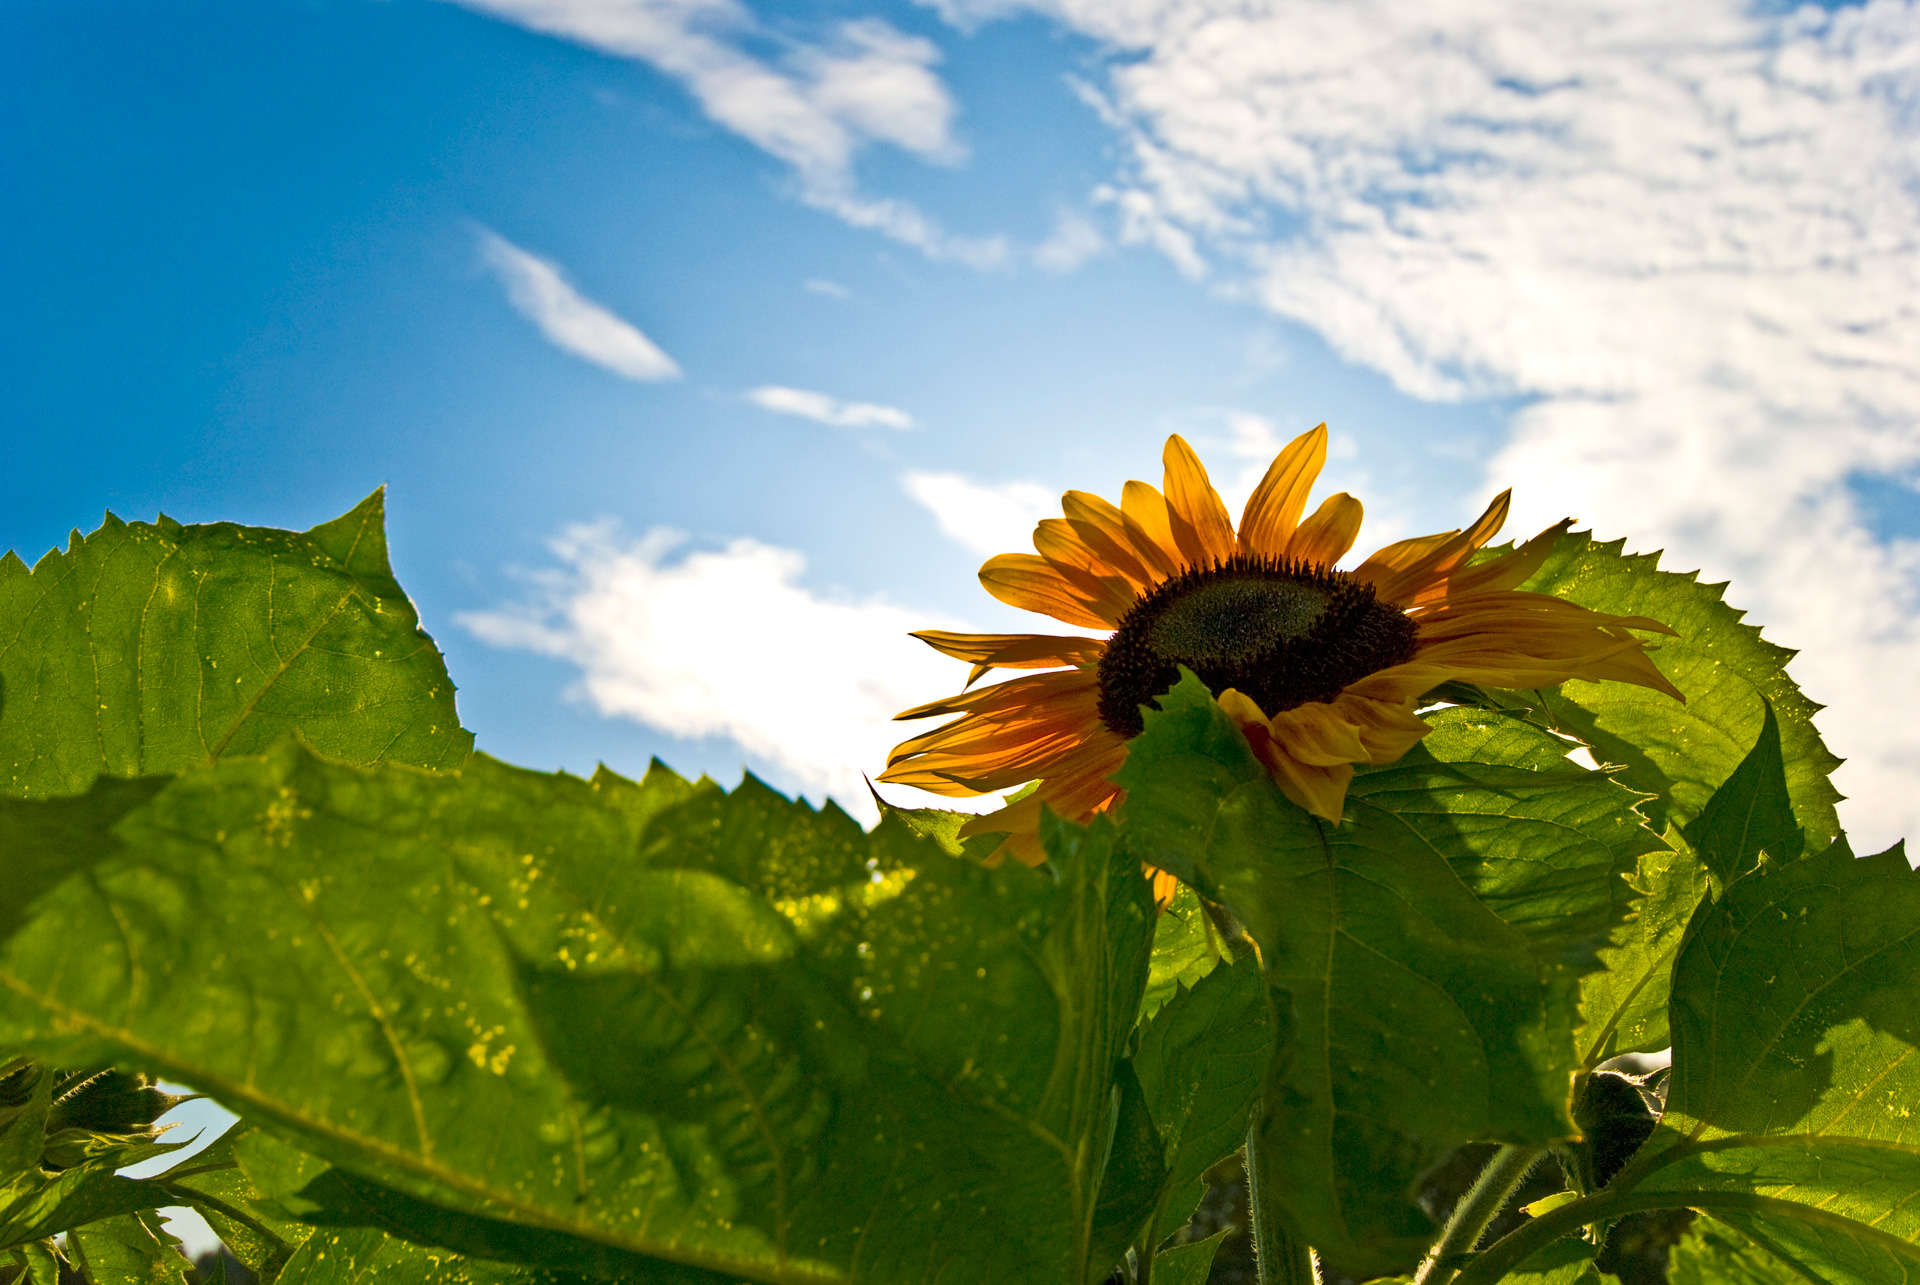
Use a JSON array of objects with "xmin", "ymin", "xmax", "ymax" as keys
[
  {"xmin": 1509, "ymin": 531, "xmax": 1842, "ymax": 843},
  {"xmin": 3, "ymin": 499, "xmax": 1909, "ymax": 1285},
  {"xmin": 1114, "ymin": 673, "xmax": 1662, "ymax": 1271},
  {"xmin": 0, "ymin": 737, "xmax": 1157, "ymax": 1283}
]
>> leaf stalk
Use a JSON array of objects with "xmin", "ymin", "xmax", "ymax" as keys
[{"xmin": 1411, "ymin": 1145, "xmax": 1545, "ymax": 1285}]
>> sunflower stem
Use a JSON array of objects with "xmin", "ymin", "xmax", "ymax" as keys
[
  {"xmin": 1410, "ymin": 1145, "xmax": 1546, "ymax": 1285},
  {"xmin": 1246, "ymin": 1117, "xmax": 1318, "ymax": 1285}
]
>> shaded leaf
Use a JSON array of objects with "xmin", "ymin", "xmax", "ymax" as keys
[
  {"xmin": 1509, "ymin": 531, "xmax": 1841, "ymax": 842},
  {"xmin": 1152, "ymin": 1231, "xmax": 1227, "ymax": 1285},
  {"xmin": 0, "ymin": 747, "xmax": 1155, "ymax": 1285},
  {"xmin": 1133, "ymin": 958, "xmax": 1274, "ymax": 1209},
  {"xmin": 1682, "ymin": 701, "xmax": 1804, "ymax": 890},
  {"xmin": 0, "ymin": 492, "xmax": 471, "ymax": 803},
  {"xmin": 1114, "ymin": 678, "xmax": 1657, "ymax": 1271}
]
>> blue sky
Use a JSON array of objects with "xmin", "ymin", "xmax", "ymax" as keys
[{"xmin": 7, "ymin": 0, "xmax": 1919, "ymax": 846}]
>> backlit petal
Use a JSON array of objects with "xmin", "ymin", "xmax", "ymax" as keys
[
  {"xmin": 1239, "ymin": 424, "xmax": 1328, "ymax": 557},
  {"xmin": 1121, "ymin": 481, "xmax": 1188, "ymax": 574},
  {"xmin": 979, "ymin": 553, "xmax": 1117, "ymax": 629},
  {"xmin": 1285, "ymin": 492, "xmax": 1365, "ymax": 567},
  {"xmin": 1162, "ymin": 434, "xmax": 1237, "ymax": 565}
]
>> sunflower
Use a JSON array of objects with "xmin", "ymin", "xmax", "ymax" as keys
[{"xmin": 879, "ymin": 425, "xmax": 1681, "ymax": 870}]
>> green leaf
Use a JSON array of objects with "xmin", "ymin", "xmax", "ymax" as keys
[
  {"xmin": 1086, "ymin": 1061, "xmax": 1169, "ymax": 1282},
  {"xmin": 1133, "ymin": 958, "xmax": 1274, "ymax": 1211},
  {"xmin": 0, "ymin": 1163, "xmax": 169, "ymax": 1253},
  {"xmin": 1114, "ymin": 677, "xmax": 1659, "ymax": 1271},
  {"xmin": 1681, "ymin": 700, "xmax": 1804, "ymax": 889},
  {"xmin": 0, "ymin": 746, "xmax": 1156, "ymax": 1285},
  {"xmin": 1510, "ymin": 531, "xmax": 1841, "ymax": 842},
  {"xmin": 62, "ymin": 1210, "xmax": 191, "ymax": 1284},
  {"xmin": 1539, "ymin": 840, "xmax": 1920, "ymax": 1285},
  {"xmin": 1151, "ymin": 1231, "xmax": 1226, "ymax": 1285},
  {"xmin": 1667, "ymin": 1217, "xmax": 1804, "ymax": 1285},
  {"xmin": 1655, "ymin": 838, "xmax": 1920, "ymax": 1147},
  {"xmin": 0, "ymin": 493, "xmax": 471, "ymax": 801},
  {"xmin": 1576, "ymin": 840, "xmax": 1711, "ymax": 1065},
  {"xmin": 1138, "ymin": 884, "xmax": 1223, "ymax": 1024},
  {"xmin": 1501, "ymin": 1233, "xmax": 1617, "ymax": 1285},
  {"xmin": 273, "ymin": 1227, "xmax": 579, "ymax": 1285}
]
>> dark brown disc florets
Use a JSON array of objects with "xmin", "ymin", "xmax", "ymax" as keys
[{"xmin": 1096, "ymin": 555, "xmax": 1420, "ymax": 738}]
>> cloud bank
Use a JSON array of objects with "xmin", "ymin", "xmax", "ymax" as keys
[
  {"xmin": 458, "ymin": 524, "xmax": 996, "ymax": 821},
  {"xmin": 948, "ymin": 0, "xmax": 1920, "ymax": 847},
  {"xmin": 747, "ymin": 385, "xmax": 916, "ymax": 429},
  {"xmin": 449, "ymin": 0, "xmax": 1004, "ymax": 264},
  {"xmin": 476, "ymin": 227, "xmax": 681, "ymax": 381}
]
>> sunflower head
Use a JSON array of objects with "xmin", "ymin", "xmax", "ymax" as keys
[{"xmin": 880, "ymin": 425, "xmax": 1680, "ymax": 870}]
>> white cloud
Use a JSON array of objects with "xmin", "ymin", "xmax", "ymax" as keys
[
  {"xmin": 476, "ymin": 227, "xmax": 681, "ymax": 381},
  {"xmin": 805, "ymin": 277, "xmax": 852, "ymax": 299},
  {"xmin": 948, "ymin": 0, "xmax": 1920, "ymax": 849},
  {"xmin": 746, "ymin": 385, "xmax": 916, "ymax": 429},
  {"xmin": 902, "ymin": 470, "xmax": 1057, "ymax": 556},
  {"xmin": 448, "ymin": 1, "xmax": 1004, "ymax": 263},
  {"xmin": 458, "ymin": 523, "xmax": 1000, "ymax": 821},
  {"xmin": 1033, "ymin": 208, "xmax": 1107, "ymax": 272}
]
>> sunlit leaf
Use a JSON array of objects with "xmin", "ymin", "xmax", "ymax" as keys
[
  {"xmin": 1138, "ymin": 884, "xmax": 1223, "ymax": 1024},
  {"xmin": 0, "ymin": 492, "xmax": 471, "ymax": 802},
  {"xmin": 61, "ymin": 1210, "xmax": 190, "ymax": 1284},
  {"xmin": 1576, "ymin": 840, "xmax": 1711, "ymax": 1065},
  {"xmin": 1510, "ymin": 531, "xmax": 1841, "ymax": 843}
]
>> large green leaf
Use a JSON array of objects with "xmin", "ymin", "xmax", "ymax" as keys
[
  {"xmin": 1113, "ymin": 676, "xmax": 1659, "ymax": 1271},
  {"xmin": 1510, "ymin": 532, "xmax": 1841, "ymax": 842},
  {"xmin": 0, "ymin": 492, "xmax": 471, "ymax": 801},
  {"xmin": 0, "ymin": 748, "xmax": 1155, "ymax": 1285}
]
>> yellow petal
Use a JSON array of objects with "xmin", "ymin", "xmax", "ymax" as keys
[
  {"xmin": 1064, "ymin": 489, "xmax": 1179, "ymax": 581},
  {"xmin": 1239, "ymin": 424, "xmax": 1328, "ymax": 558},
  {"xmin": 1162, "ymin": 434, "xmax": 1237, "ymax": 565},
  {"xmin": 1121, "ymin": 481, "xmax": 1188, "ymax": 574},
  {"xmin": 979, "ymin": 553, "xmax": 1117, "ymax": 629},
  {"xmin": 1357, "ymin": 490, "xmax": 1513, "ymax": 604},
  {"xmin": 1285, "ymin": 492, "xmax": 1365, "ymax": 567}
]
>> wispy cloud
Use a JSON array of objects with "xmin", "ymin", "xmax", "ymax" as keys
[
  {"xmin": 902, "ymin": 470, "xmax": 1056, "ymax": 556},
  {"xmin": 476, "ymin": 227, "xmax": 680, "ymax": 381},
  {"xmin": 747, "ymin": 385, "xmax": 915, "ymax": 429},
  {"xmin": 457, "ymin": 523, "xmax": 996, "ymax": 820},
  {"xmin": 448, "ymin": 1, "xmax": 1004, "ymax": 264},
  {"xmin": 960, "ymin": 0, "xmax": 1920, "ymax": 847},
  {"xmin": 1032, "ymin": 208, "xmax": 1106, "ymax": 273},
  {"xmin": 805, "ymin": 277, "xmax": 852, "ymax": 299}
]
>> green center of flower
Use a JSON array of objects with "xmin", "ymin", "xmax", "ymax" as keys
[{"xmin": 1097, "ymin": 556, "xmax": 1420, "ymax": 738}]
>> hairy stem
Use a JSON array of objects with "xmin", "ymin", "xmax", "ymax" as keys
[
  {"xmin": 1411, "ymin": 1146, "xmax": 1546, "ymax": 1285},
  {"xmin": 1245, "ymin": 1120, "xmax": 1318, "ymax": 1285}
]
